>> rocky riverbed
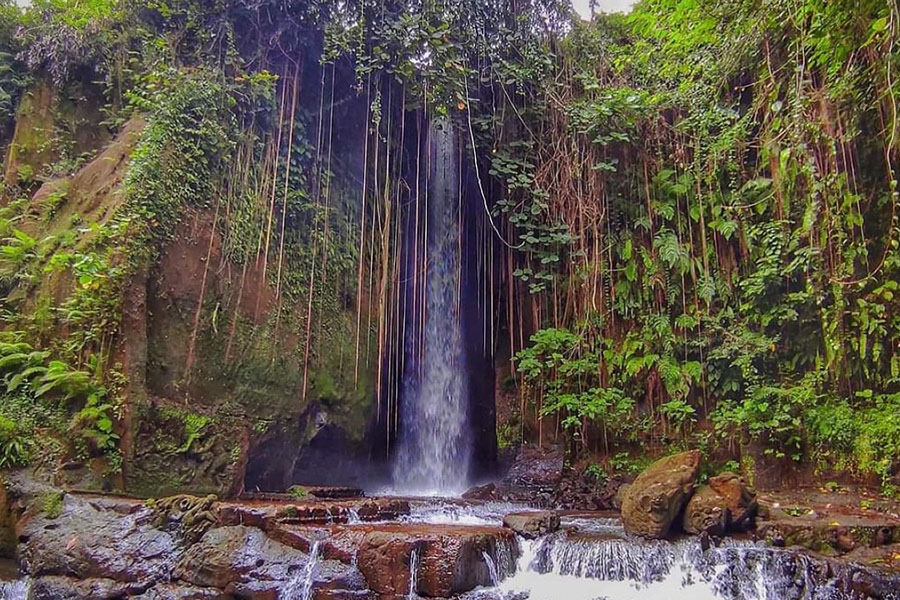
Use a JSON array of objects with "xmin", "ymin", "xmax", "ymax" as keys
[{"xmin": 1, "ymin": 465, "xmax": 900, "ymax": 600}]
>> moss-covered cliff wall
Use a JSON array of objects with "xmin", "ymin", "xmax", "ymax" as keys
[{"xmin": 0, "ymin": 61, "xmax": 381, "ymax": 496}]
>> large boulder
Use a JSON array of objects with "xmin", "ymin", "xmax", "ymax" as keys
[
  {"xmin": 502, "ymin": 511, "xmax": 560, "ymax": 539},
  {"xmin": 682, "ymin": 485, "xmax": 728, "ymax": 536},
  {"xmin": 17, "ymin": 494, "xmax": 179, "ymax": 585},
  {"xmin": 683, "ymin": 473, "xmax": 756, "ymax": 536},
  {"xmin": 707, "ymin": 472, "xmax": 757, "ymax": 530},
  {"xmin": 620, "ymin": 451, "xmax": 701, "ymax": 538}
]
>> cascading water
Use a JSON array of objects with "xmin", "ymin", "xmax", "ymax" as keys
[
  {"xmin": 393, "ymin": 117, "xmax": 470, "ymax": 494},
  {"xmin": 389, "ymin": 501, "xmax": 895, "ymax": 600},
  {"xmin": 461, "ymin": 528, "xmax": 880, "ymax": 600},
  {"xmin": 282, "ymin": 541, "xmax": 320, "ymax": 600}
]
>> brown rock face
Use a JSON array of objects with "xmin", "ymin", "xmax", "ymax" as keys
[
  {"xmin": 502, "ymin": 511, "xmax": 560, "ymax": 539},
  {"xmin": 462, "ymin": 483, "xmax": 499, "ymax": 501},
  {"xmin": 173, "ymin": 526, "xmax": 368, "ymax": 599},
  {"xmin": 355, "ymin": 524, "xmax": 518, "ymax": 598},
  {"xmin": 682, "ymin": 485, "xmax": 728, "ymax": 535},
  {"xmin": 620, "ymin": 451, "xmax": 701, "ymax": 538},
  {"xmin": 683, "ymin": 473, "xmax": 756, "ymax": 536},
  {"xmin": 217, "ymin": 498, "xmax": 410, "ymax": 529},
  {"xmin": 707, "ymin": 472, "xmax": 757, "ymax": 530}
]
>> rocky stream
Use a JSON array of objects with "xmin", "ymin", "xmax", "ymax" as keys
[{"xmin": 1, "ymin": 450, "xmax": 899, "ymax": 600}]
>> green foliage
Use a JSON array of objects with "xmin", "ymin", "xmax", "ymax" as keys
[
  {"xmin": 0, "ymin": 0, "xmax": 26, "ymax": 131},
  {"xmin": 123, "ymin": 68, "xmax": 235, "ymax": 248},
  {"xmin": 0, "ymin": 332, "xmax": 116, "ymax": 464},
  {"xmin": 0, "ymin": 230, "xmax": 38, "ymax": 283},
  {"xmin": 157, "ymin": 406, "xmax": 213, "ymax": 455},
  {"xmin": 583, "ymin": 463, "xmax": 608, "ymax": 486},
  {"xmin": 515, "ymin": 328, "xmax": 638, "ymax": 449},
  {"xmin": 288, "ymin": 485, "xmax": 308, "ymax": 499},
  {"xmin": 0, "ymin": 414, "xmax": 32, "ymax": 468},
  {"xmin": 609, "ymin": 451, "xmax": 652, "ymax": 476},
  {"xmin": 495, "ymin": 0, "xmax": 900, "ymax": 488}
]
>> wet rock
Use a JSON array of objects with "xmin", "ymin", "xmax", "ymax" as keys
[
  {"xmin": 217, "ymin": 498, "xmax": 410, "ymax": 529},
  {"xmin": 502, "ymin": 511, "xmax": 560, "ymax": 539},
  {"xmin": 682, "ymin": 485, "xmax": 728, "ymax": 536},
  {"xmin": 355, "ymin": 524, "xmax": 518, "ymax": 597},
  {"xmin": 462, "ymin": 483, "xmax": 500, "ymax": 501},
  {"xmin": 133, "ymin": 583, "xmax": 224, "ymax": 599},
  {"xmin": 707, "ymin": 472, "xmax": 757, "ymax": 530},
  {"xmin": 17, "ymin": 493, "xmax": 180, "ymax": 585},
  {"xmin": 271, "ymin": 524, "xmax": 369, "ymax": 563},
  {"xmin": 173, "ymin": 525, "xmax": 367, "ymax": 599},
  {"xmin": 613, "ymin": 483, "xmax": 631, "ymax": 510},
  {"xmin": 757, "ymin": 517, "xmax": 900, "ymax": 555},
  {"xmin": 30, "ymin": 575, "xmax": 145, "ymax": 600},
  {"xmin": 843, "ymin": 542, "xmax": 900, "ymax": 576},
  {"xmin": 497, "ymin": 446, "xmax": 563, "ymax": 504},
  {"xmin": 620, "ymin": 450, "xmax": 701, "ymax": 538}
]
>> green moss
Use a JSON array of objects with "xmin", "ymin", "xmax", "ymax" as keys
[
  {"xmin": 288, "ymin": 485, "xmax": 308, "ymax": 499},
  {"xmin": 497, "ymin": 418, "xmax": 521, "ymax": 450},
  {"xmin": 40, "ymin": 491, "xmax": 64, "ymax": 519},
  {"xmin": 740, "ymin": 454, "xmax": 756, "ymax": 490}
]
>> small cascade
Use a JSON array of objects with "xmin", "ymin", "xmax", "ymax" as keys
[
  {"xmin": 282, "ymin": 541, "xmax": 320, "ymax": 600},
  {"xmin": 347, "ymin": 507, "xmax": 360, "ymax": 524},
  {"xmin": 482, "ymin": 551, "xmax": 501, "ymax": 587},
  {"xmin": 460, "ymin": 530, "xmax": 872, "ymax": 600},
  {"xmin": 531, "ymin": 533, "xmax": 674, "ymax": 583},
  {"xmin": 407, "ymin": 547, "xmax": 420, "ymax": 600},
  {"xmin": 0, "ymin": 579, "xmax": 29, "ymax": 600}
]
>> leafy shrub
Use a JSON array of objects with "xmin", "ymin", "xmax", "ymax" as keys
[
  {"xmin": 713, "ymin": 383, "xmax": 813, "ymax": 461},
  {"xmin": 0, "ymin": 414, "xmax": 31, "ymax": 468}
]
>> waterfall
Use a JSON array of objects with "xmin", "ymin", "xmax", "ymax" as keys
[
  {"xmin": 282, "ymin": 541, "xmax": 320, "ymax": 600},
  {"xmin": 393, "ymin": 116, "xmax": 470, "ymax": 494}
]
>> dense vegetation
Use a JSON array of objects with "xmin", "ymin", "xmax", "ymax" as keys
[
  {"xmin": 508, "ymin": 0, "xmax": 900, "ymax": 493},
  {"xmin": 0, "ymin": 0, "xmax": 898, "ymax": 495}
]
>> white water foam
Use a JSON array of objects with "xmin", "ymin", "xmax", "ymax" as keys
[
  {"xmin": 401, "ymin": 500, "xmax": 539, "ymax": 526},
  {"xmin": 0, "ymin": 580, "xmax": 29, "ymax": 600}
]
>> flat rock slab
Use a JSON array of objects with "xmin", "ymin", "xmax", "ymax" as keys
[
  {"xmin": 217, "ymin": 498, "xmax": 410, "ymax": 528},
  {"xmin": 274, "ymin": 523, "xmax": 519, "ymax": 598},
  {"xmin": 242, "ymin": 487, "xmax": 364, "ymax": 501},
  {"xmin": 844, "ymin": 542, "xmax": 900, "ymax": 574},
  {"xmin": 502, "ymin": 511, "xmax": 560, "ymax": 539},
  {"xmin": 758, "ymin": 515, "xmax": 900, "ymax": 554}
]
